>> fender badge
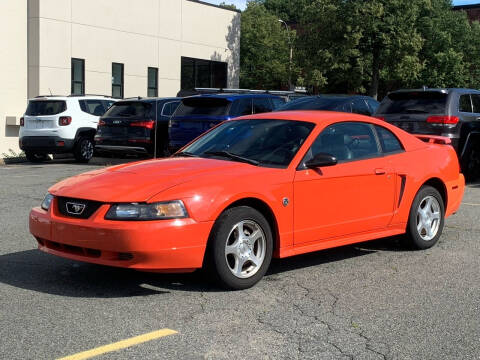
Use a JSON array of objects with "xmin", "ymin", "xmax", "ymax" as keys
[{"xmin": 282, "ymin": 198, "xmax": 289, "ymax": 207}]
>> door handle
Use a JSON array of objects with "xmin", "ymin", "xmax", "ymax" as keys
[{"xmin": 375, "ymin": 168, "xmax": 386, "ymax": 175}]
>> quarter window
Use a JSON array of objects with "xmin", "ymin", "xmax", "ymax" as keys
[
  {"xmin": 471, "ymin": 94, "xmax": 480, "ymax": 113},
  {"xmin": 79, "ymin": 100, "xmax": 107, "ymax": 116},
  {"xmin": 375, "ymin": 126, "xmax": 404, "ymax": 154},
  {"xmin": 253, "ymin": 98, "xmax": 273, "ymax": 114},
  {"xmin": 71, "ymin": 58, "xmax": 85, "ymax": 95},
  {"xmin": 112, "ymin": 63, "xmax": 124, "ymax": 99},
  {"xmin": 303, "ymin": 122, "xmax": 381, "ymax": 165},
  {"xmin": 230, "ymin": 98, "xmax": 252, "ymax": 116},
  {"xmin": 459, "ymin": 95, "xmax": 472, "ymax": 113},
  {"xmin": 148, "ymin": 67, "xmax": 158, "ymax": 97}
]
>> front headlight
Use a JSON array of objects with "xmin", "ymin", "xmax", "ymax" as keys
[
  {"xmin": 41, "ymin": 193, "xmax": 54, "ymax": 211},
  {"xmin": 105, "ymin": 200, "xmax": 188, "ymax": 221}
]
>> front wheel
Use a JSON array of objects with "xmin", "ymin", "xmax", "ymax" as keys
[
  {"xmin": 74, "ymin": 137, "xmax": 94, "ymax": 163},
  {"xmin": 405, "ymin": 186, "xmax": 445, "ymax": 250},
  {"xmin": 208, "ymin": 206, "xmax": 273, "ymax": 290}
]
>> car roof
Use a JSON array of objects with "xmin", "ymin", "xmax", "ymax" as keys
[
  {"xmin": 184, "ymin": 93, "xmax": 280, "ymax": 102},
  {"xmin": 388, "ymin": 88, "xmax": 480, "ymax": 95},
  {"xmin": 235, "ymin": 110, "xmax": 381, "ymax": 125},
  {"xmin": 29, "ymin": 95, "xmax": 116, "ymax": 101},
  {"xmin": 115, "ymin": 97, "xmax": 182, "ymax": 104}
]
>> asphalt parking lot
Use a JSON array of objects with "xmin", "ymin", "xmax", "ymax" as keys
[{"xmin": 0, "ymin": 159, "xmax": 479, "ymax": 360}]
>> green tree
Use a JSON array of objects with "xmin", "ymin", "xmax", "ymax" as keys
[
  {"xmin": 240, "ymin": 2, "xmax": 293, "ymax": 89},
  {"xmin": 218, "ymin": 2, "xmax": 238, "ymax": 11}
]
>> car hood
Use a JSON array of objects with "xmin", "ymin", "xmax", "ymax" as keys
[{"xmin": 49, "ymin": 158, "xmax": 263, "ymax": 203}]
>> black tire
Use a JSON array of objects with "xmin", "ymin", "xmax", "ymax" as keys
[
  {"xmin": 25, "ymin": 151, "xmax": 48, "ymax": 163},
  {"xmin": 405, "ymin": 186, "xmax": 445, "ymax": 250},
  {"xmin": 462, "ymin": 143, "xmax": 480, "ymax": 182},
  {"xmin": 74, "ymin": 137, "xmax": 94, "ymax": 163},
  {"xmin": 207, "ymin": 206, "xmax": 273, "ymax": 290}
]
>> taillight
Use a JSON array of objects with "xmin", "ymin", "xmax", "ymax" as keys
[
  {"xmin": 20, "ymin": 117, "xmax": 24, "ymax": 126},
  {"xmin": 98, "ymin": 119, "xmax": 106, "ymax": 126},
  {"xmin": 59, "ymin": 116, "xmax": 72, "ymax": 126},
  {"xmin": 426, "ymin": 116, "xmax": 459, "ymax": 125},
  {"xmin": 130, "ymin": 120, "xmax": 154, "ymax": 129}
]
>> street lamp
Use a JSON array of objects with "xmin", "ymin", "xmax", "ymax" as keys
[{"xmin": 278, "ymin": 19, "xmax": 293, "ymax": 90}]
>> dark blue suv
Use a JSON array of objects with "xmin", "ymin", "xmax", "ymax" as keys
[{"xmin": 168, "ymin": 93, "xmax": 285, "ymax": 151}]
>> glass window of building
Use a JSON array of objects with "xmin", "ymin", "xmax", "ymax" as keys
[
  {"xmin": 112, "ymin": 63, "xmax": 124, "ymax": 99},
  {"xmin": 71, "ymin": 58, "xmax": 85, "ymax": 95},
  {"xmin": 148, "ymin": 67, "xmax": 158, "ymax": 97},
  {"xmin": 181, "ymin": 57, "xmax": 227, "ymax": 90}
]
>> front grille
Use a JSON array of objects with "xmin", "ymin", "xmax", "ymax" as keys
[{"xmin": 56, "ymin": 197, "xmax": 103, "ymax": 219}]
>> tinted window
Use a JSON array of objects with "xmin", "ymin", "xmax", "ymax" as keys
[
  {"xmin": 102, "ymin": 100, "xmax": 115, "ymax": 110},
  {"xmin": 79, "ymin": 100, "xmax": 107, "ymax": 116},
  {"xmin": 277, "ymin": 97, "xmax": 347, "ymax": 111},
  {"xmin": 459, "ymin": 95, "xmax": 472, "ymax": 113},
  {"xmin": 161, "ymin": 101, "xmax": 180, "ymax": 117},
  {"xmin": 25, "ymin": 100, "xmax": 67, "ymax": 116},
  {"xmin": 272, "ymin": 97, "xmax": 286, "ymax": 109},
  {"xmin": 174, "ymin": 97, "xmax": 231, "ymax": 117},
  {"xmin": 71, "ymin": 58, "xmax": 85, "ymax": 95},
  {"xmin": 180, "ymin": 57, "xmax": 227, "ymax": 90},
  {"xmin": 375, "ymin": 126, "xmax": 404, "ymax": 154},
  {"xmin": 352, "ymin": 99, "xmax": 371, "ymax": 115},
  {"xmin": 183, "ymin": 119, "xmax": 315, "ymax": 168},
  {"xmin": 104, "ymin": 102, "xmax": 152, "ymax": 118},
  {"xmin": 112, "ymin": 63, "xmax": 124, "ymax": 98},
  {"xmin": 230, "ymin": 98, "xmax": 252, "ymax": 116},
  {"xmin": 471, "ymin": 94, "xmax": 480, "ymax": 113},
  {"xmin": 304, "ymin": 122, "xmax": 380, "ymax": 164},
  {"xmin": 148, "ymin": 67, "xmax": 158, "ymax": 97},
  {"xmin": 367, "ymin": 99, "xmax": 380, "ymax": 114},
  {"xmin": 253, "ymin": 98, "xmax": 273, "ymax": 113},
  {"xmin": 377, "ymin": 92, "xmax": 447, "ymax": 114}
]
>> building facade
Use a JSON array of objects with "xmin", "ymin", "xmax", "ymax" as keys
[
  {"xmin": 0, "ymin": 0, "xmax": 240, "ymax": 156},
  {"xmin": 453, "ymin": 3, "xmax": 480, "ymax": 22}
]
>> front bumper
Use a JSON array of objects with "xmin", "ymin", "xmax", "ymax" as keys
[
  {"xmin": 29, "ymin": 198, "xmax": 213, "ymax": 272},
  {"xmin": 20, "ymin": 136, "xmax": 75, "ymax": 153}
]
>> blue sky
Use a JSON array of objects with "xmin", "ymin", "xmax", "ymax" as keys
[{"xmin": 204, "ymin": 0, "xmax": 479, "ymax": 11}]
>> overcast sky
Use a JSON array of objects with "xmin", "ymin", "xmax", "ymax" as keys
[{"xmin": 204, "ymin": 0, "xmax": 479, "ymax": 11}]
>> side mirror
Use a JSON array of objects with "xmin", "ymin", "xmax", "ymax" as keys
[{"xmin": 304, "ymin": 153, "xmax": 337, "ymax": 168}]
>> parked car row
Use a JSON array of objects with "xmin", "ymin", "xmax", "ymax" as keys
[{"xmin": 17, "ymin": 87, "xmax": 480, "ymax": 180}]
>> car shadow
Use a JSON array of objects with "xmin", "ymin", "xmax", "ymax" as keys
[{"xmin": 0, "ymin": 236, "xmax": 408, "ymax": 298}]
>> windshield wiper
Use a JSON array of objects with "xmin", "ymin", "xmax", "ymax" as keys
[
  {"xmin": 204, "ymin": 150, "xmax": 260, "ymax": 166},
  {"xmin": 172, "ymin": 151, "xmax": 198, "ymax": 158}
]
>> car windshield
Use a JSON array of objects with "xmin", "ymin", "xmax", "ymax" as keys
[
  {"xmin": 182, "ymin": 119, "xmax": 315, "ymax": 168},
  {"xmin": 104, "ymin": 102, "xmax": 152, "ymax": 118},
  {"xmin": 277, "ymin": 97, "xmax": 346, "ymax": 111},
  {"xmin": 377, "ymin": 92, "xmax": 448, "ymax": 114},
  {"xmin": 174, "ymin": 97, "xmax": 231, "ymax": 117},
  {"xmin": 25, "ymin": 100, "xmax": 66, "ymax": 116}
]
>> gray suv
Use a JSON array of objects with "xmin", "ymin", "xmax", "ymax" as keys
[{"xmin": 375, "ymin": 88, "xmax": 480, "ymax": 180}]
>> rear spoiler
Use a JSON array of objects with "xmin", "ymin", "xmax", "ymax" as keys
[{"xmin": 414, "ymin": 134, "xmax": 452, "ymax": 145}]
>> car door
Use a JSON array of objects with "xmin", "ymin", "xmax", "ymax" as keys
[{"xmin": 293, "ymin": 122, "xmax": 396, "ymax": 245}]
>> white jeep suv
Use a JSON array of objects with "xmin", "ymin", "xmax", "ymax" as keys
[{"xmin": 19, "ymin": 95, "xmax": 116, "ymax": 162}]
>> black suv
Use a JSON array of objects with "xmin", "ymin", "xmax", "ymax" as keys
[
  {"xmin": 375, "ymin": 88, "xmax": 480, "ymax": 179},
  {"xmin": 275, "ymin": 95, "xmax": 379, "ymax": 116},
  {"xmin": 95, "ymin": 97, "xmax": 180, "ymax": 157}
]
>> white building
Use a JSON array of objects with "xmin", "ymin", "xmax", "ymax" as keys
[{"xmin": 0, "ymin": 0, "xmax": 241, "ymax": 156}]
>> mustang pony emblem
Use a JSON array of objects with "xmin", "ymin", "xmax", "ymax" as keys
[{"xmin": 66, "ymin": 202, "xmax": 86, "ymax": 215}]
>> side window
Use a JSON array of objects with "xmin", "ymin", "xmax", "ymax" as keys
[
  {"xmin": 79, "ymin": 100, "xmax": 107, "ymax": 116},
  {"xmin": 271, "ymin": 97, "xmax": 286, "ymax": 109},
  {"xmin": 304, "ymin": 122, "xmax": 380, "ymax": 165},
  {"xmin": 471, "ymin": 94, "xmax": 480, "ymax": 113},
  {"xmin": 161, "ymin": 101, "xmax": 180, "ymax": 117},
  {"xmin": 375, "ymin": 126, "xmax": 404, "ymax": 154},
  {"xmin": 230, "ymin": 98, "xmax": 252, "ymax": 116},
  {"xmin": 253, "ymin": 98, "xmax": 273, "ymax": 114},
  {"xmin": 102, "ymin": 100, "xmax": 115, "ymax": 111},
  {"xmin": 459, "ymin": 95, "xmax": 472, "ymax": 113},
  {"xmin": 367, "ymin": 99, "xmax": 379, "ymax": 114},
  {"xmin": 352, "ymin": 99, "xmax": 371, "ymax": 115}
]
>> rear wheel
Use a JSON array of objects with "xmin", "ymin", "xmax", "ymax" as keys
[
  {"xmin": 25, "ymin": 151, "xmax": 48, "ymax": 163},
  {"xmin": 208, "ymin": 206, "xmax": 273, "ymax": 290},
  {"xmin": 463, "ymin": 143, "xmax": 480, "ymax": 181},
  {"xmin": 405, "ymin": 186, "xmax": 445, "ymax": 250},
  {"xmin": 74, "ymin": 137, "xmax": 94, "ymax": 163}
]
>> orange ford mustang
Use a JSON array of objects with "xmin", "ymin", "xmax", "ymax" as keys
[{"xmin": 30, "ymin": 111, "xmax": 465, "ymax": 289}]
